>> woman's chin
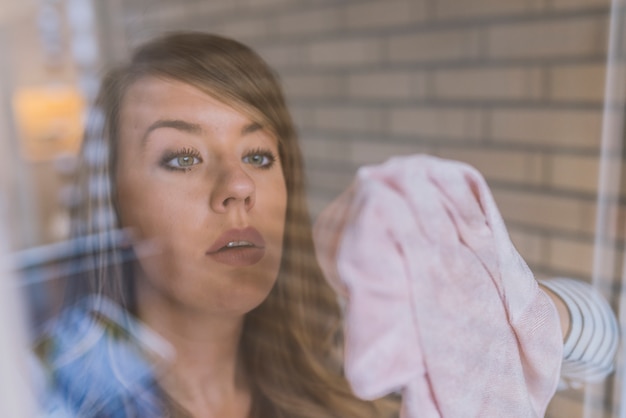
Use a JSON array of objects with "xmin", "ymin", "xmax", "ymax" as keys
[{"xmin": 134, "ymin": 267, "xmax": 277, "ymax": 318}]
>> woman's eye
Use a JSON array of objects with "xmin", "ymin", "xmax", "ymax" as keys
[
  {"xmin": 243, "ymin": 151, "xmax": 275, "ymax": 169},
  {"xmin": 170, "ymin": 155, "xmax": 200, "ymax": 168},
  {"xmin": 160, "ymin": 149, "xmax": 202, "ymax": 171}
]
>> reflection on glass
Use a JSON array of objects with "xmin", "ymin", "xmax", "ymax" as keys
[{"xmin": 1, "ymin": 1, "xmax": 624, "ymax": 417}]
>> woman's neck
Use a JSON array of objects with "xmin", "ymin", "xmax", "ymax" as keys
[{"xmin": 135, "ymin": 277, "xmax": 251, "ymax": 418}]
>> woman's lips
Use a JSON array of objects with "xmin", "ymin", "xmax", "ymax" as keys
[{"xmin": 206, "ymin": 227, "xmax": 266, "ymax": 267}]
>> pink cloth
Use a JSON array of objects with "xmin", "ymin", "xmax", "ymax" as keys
[{"xmin": 313, "ymin": 154, "xmax": 563, "ymax": 418}]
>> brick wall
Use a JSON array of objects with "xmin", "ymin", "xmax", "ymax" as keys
[{"xmin": 98, "ymin": 1, "xmax": 623, "ymax": 416}]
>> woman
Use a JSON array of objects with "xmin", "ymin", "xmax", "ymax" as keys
[{"xmin": 35, "ymin": 32, "xmax": 393, "ymax": 417}]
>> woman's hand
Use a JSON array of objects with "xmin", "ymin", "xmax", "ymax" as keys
[{"xmin": 312, "ymin": 154, "xmax": 564, "ymax": 418}]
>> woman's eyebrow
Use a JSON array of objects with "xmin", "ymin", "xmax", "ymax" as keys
[
  {"xmin": 241, "ymin": 122, "xmax": 263, "ymax": 136},
  {"xmin": 141, "ymin": 119, "xmax": 203, "ymax": 145}
]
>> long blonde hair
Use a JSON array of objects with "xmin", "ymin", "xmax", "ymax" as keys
[{"xmin": 68, "ymin": 32, "xmax": 388, "ymax": 417}]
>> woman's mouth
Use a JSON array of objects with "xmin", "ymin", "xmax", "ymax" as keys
[
  {"xmin": 206, "ymin": 228, "xmax": 266, "ymax": 267},
  {"xmin": 224, "ymin": 241, "xmax": 255, "ymax": 248}
]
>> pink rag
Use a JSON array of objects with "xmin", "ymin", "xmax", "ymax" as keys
[{"xmin": 313, "ymin": 154, "xmax": 563, "ymax": 418}]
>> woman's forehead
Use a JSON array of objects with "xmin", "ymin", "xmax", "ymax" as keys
[
  {"xmin": 119, "ymin": 75, "xmax": 280, "ymax": 142},
  {"xmin": 121, "ymin": 77, "xmax": 214, "ymax": 110},
  {"xmin": 121, "ymin": 78, "xmax": 242, "ymax": 126},
  {"xmin": 120, "ymin": 77, "xmax": 266, "ymax": 127},
  {"xmin": 117, "ymin": 76, "xmax": 278, "ymax": 146}
]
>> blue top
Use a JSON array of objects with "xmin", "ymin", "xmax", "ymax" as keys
[{"xmin": 33, "ymin": 296, "xmax": 177, "ymax": 418}]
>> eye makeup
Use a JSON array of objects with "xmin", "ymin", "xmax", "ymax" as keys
[
  {"xmin": 159, "ymin": 147, "xmax": 203, "ymax": 172},
  {"xmin": 242, "ymin": 147, "xmax": 277, "ymax": 169}
]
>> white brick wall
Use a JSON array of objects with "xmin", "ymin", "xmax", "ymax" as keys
[
  {"xmin": 281, "ymin": 74, "xmax": 344, "ymax": 99},
  {"xmin": 549, "ymin": 64, "xmax": 606, "ymax": 102},
  {"xmin": 493, "ymin": 188, "xmax": 591, "ymax": 233},
  {"xmin": 548, "ymin": 236, "xmax": 595, "ymax": 277},
  {"xmin": 490, "ymin": 108, "xmax": 603, "ymax": 149},
  {"xmin": 347, "ymin": 71, "xmax": 423, "ymax": 100},
  {"xmin": 390, "ymin": 107, "xmax": 483, "ymax": 140},
  {"xmin": 388, "ymin": 29, "xmax": 482, "ymax": 63},
  {"xmin": 486, "ymin": 17, "xmax": 608, "ymax": 59},
  {"xmin": 551, "ymin": 0, "xmax": 611, "ymax": 10},
  {"xmin": 432, "ymin": 67, "xmax": 543, "ymax": 100},
  {"xmin": 433, "ymin": 0, "xmax": 539, "ymax": 19},
  {"xmin": 345, "ymin": 0, "xmax": 425, "ymax": 29},
  {"xmin": 435, "ymin": 148, "xmax": 545, "ymax": 185},
  {"xmin": 275, "ymin": 8, "xmax": 342, "ymax": 36},
  {"xmin": 212, "ymin": 17, "xmax": 270, "ymax": 41},
  {"xmin": 549, "ymin": 154, "xmax": 600, "ymax": 193},
  {"xmin": 309, "ymin": 37, "xmax": 383, "ymax": 68},
  {"xmin": 314, "ymin": 106, "xmax": 386, "ymax": 134}
]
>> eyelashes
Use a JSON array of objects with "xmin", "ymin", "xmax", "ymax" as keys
[
  {"xmin": 159, "ymin": 147, "xmax": 202, "ymax": 171},
  {"xmin": 159, "ymin": 147, "xmax": 278, "ymax": 172},
  {"xmin": 242, "ymin": 147, "xmax": 277, "ymax": 169}
]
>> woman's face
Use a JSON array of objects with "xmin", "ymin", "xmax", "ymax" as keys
[{"xmin": 115, "ymin": 76, "xmax": 287, "ymax": 316}]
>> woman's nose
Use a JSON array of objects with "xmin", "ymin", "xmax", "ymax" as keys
[{"xmin": 209, "ymin": 161, "xmax": 256, "ymax": 213}]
